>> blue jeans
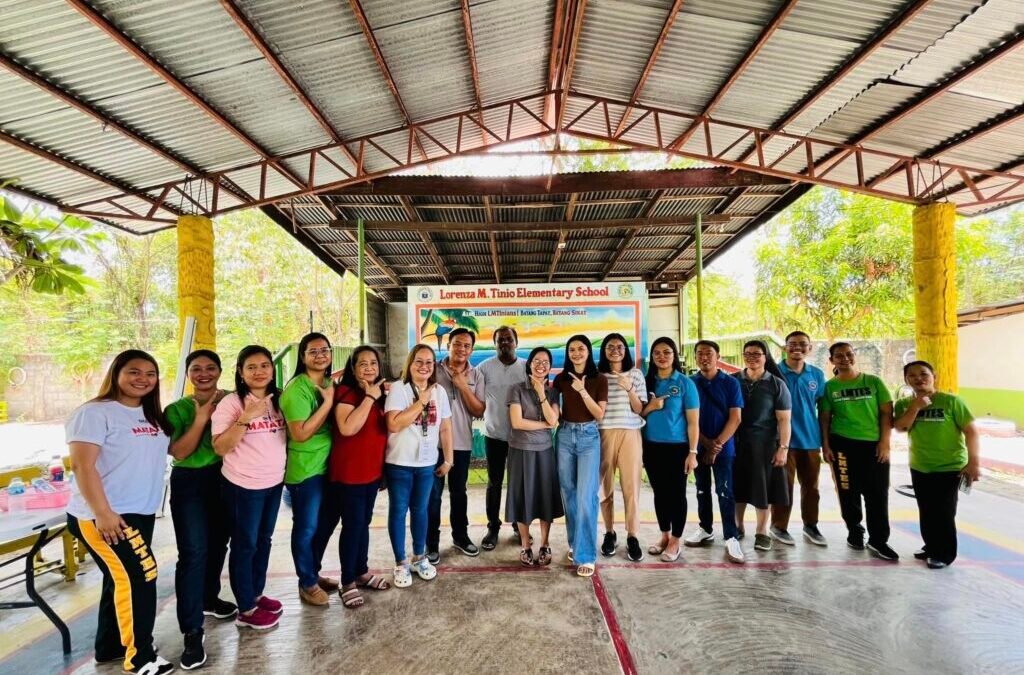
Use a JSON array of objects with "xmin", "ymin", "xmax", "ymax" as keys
[
  {"xmin": 694, "ymin": 450, "xmax": 738, "ymax": 540},
  {"xmin": 170, "ymin": 464, "xmax": 229, "ymax": 634},
  {"xmin": 557, "ymin": 421, "xmax": 601, "ymax": 565},
  {"xmin": 428, "ymin": 449, "xmax": 472, "ymax": 549},
  {"xmin": 336, "ymin": 481, "xmax": 380, "ymax": 585},
  {"xmin": 222, "ymin": 479, "xmax": 283, "ymax": 613},
  {"xmin": 385, "ymin": 464, "xmax": 434, "ymax": 564},
  {"xmin": 286, "ymin": 474, "xmax": 336, "ymax": 588}
]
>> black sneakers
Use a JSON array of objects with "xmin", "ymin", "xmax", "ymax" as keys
[
  {"xmin": 426, "ymin": 549, "xmax": 440, "ymax": 565},
  {"xmin": 202, "ymin": 598, "xmax": 238, "ymax": 620},
  {"xmin": 453, "ymin": 537, "xmax": 480, "ymax": 557},
  {"xmin": 481, "ymin": 529, "xmax": 499, "ymax": 550},
  {"xmin": 180, "ymin": 631, "xmax": 206, "ymax": 671},
  {"xmin": 867, "ymin": 541, "xmax": 899, "ymax": 561},
  {"xmin": 846, "ymin": 535, "xmax": 865, "ymax": 551},
  {"xmin": 127, "ymin": 656, "xmax": 175, "ymax": 674},
  {"xmin": 601, "ymin": 531, "xmax": 618, "ymax": 557},
  {"xmin": 625, "ymin": 536, "xmax": 644, "ymax": 562}
]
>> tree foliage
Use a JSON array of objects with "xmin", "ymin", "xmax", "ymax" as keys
[
  {"xmin": 1, "ymin": 189, "xmax": 104, "ymax": 295},
  {"xmin": 754, "ymin": 188, "xmax": 1024, "ymax": 340}
]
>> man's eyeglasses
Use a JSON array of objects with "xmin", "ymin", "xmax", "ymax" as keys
[{"xmin": 742, "ymin": 352, "xmax": 765, "ymax": 359}]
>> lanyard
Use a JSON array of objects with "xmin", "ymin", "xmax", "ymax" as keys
[{"xmin": 411, "ymin": 384, "xmax": 430, "ymax": 437}]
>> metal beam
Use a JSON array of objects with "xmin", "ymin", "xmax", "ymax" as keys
[
  {"xmin": 560, "ymin": 93, "xmax": 1024, "ymax": 210},
  {"xmin": 219, "ymin": 0, "xmax": 359, "ymax": 168},
  {"xmin": 671, "ymin": 0, "xmax": 800, "ymax": 150},
  {"xmin": 348, "ymin": 0, "xmax": 429, "ymax": 161},
  {"xmin": 601, "ymin": 189, "xmax": 664, "ymax": 278},
  {"xmin": 544, "ymin": 0, "xmax": 569, "ymax": 127},
  {"xmin": 331, "ymin": 215, "xmax": 727, "ymax": 233},
  {"xmin": 0, "ymin": 129, "xmax": 181, "ymax": 219},
  {"xmin": 555, "ymin": 0, "xmax": 588, "ymax": 132},
  {"xmin": 458, "ymin": 0, "xmax": 490, "ymax": 148},
  {"xmin": 482, "ymin": 195, "xmax": 500, "ymax": 283},
  {"xmin": 614, "ymin": 0, "xmax": 685, "ymax": 137},
  {"xmin": 329, "ymin": 168, "xmax": 787, "ymax": 196},
  {"xmin": 547, "ymin": 192, "xmax": 578, "ymax": 281},
  {"xmin": 399, "ymin": 196, "xmax": 450, "ymax": 284}
]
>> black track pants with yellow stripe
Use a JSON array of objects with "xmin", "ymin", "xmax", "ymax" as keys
[{"xmin": 67, "ymin": 513, "xmax": 158, "ymax": 671}]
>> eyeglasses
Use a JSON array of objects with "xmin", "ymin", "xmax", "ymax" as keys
[
  {"xmin": 742, "ymin": 352, "xmax": 765, "ymax": 359},
  {"xmin": 413, "ymin": 359, "xmax": 435, "ymax": 368},
  {"xmin": 606, "ymin": 345, "xmax": 625, "ymax": 352},
  {"xmin": 306, "ymin": 348, "xmax": 331, "ymax": 357},
  {"xmin": 531, "ymin": 360, "xmax": 551, "ymax": 368}
]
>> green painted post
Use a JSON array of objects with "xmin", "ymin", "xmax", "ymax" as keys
[
  {"xmin": 695, "ymin": 213, "xmax": 704, "ymax": 339},
  {"xmin": 358, "ymin": 217, "xmax": 366, "ymax": 343}
]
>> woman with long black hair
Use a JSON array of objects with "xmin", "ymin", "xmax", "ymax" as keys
[
  {"xmin": 213, "ymin": 345, "xmax": 288, "ymax": 630},
  {"xmin": 596, "ymin": 333, "xmax": 649, "ymax": 561},
  {"xmin": 66, "ymin": 349, "xmax": 174, "ymax": 674},
  {"xmin": 732, "ymin": 339, "xmax": 792, "ymax": 553},
  {"xmin": 641, "ymin": 337, "xmax": 699, "ymax": 562},
  {"xmin": 554, "ymin": 334, "xmax": 607, "ymax": 577},
  {"xmin": 279, "ymin": 332, "xmax": 338, "ymax": 606}
]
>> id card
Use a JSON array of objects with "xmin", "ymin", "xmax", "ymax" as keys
[{"xmin": 417, "ymin": 400, "xmax": 438, "ymax": 463}]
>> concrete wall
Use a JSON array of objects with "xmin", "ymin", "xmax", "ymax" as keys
[
  {"xmin": 3, "ymin": 354, "xmax": 106, "ymax": 422},
  {"xmin": 386, "ymin": 302, "xmax": 408, "ymax": 379},
  {"xmin": 648, "ymin": 296, "xmax": 681, "ymax": 350},
  {"xmin": 959, "ymin": 311, "xmax": 1024, "ymax": 428}
]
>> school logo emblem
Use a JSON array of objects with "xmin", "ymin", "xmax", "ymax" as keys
[
  {"xmin": 617, "ymin": 283, "xmax": 634, "ymax": 299},
  {"xmin": 808, "ymin": 381, "xmax": 818, "ymax": 391},
  {"xmin": 416, "ymin": 287, "xmax": 433, "ymax": 302},
  {"xmin": 669, "ymin": 385, "xmax": 681, "ymax": 396}
]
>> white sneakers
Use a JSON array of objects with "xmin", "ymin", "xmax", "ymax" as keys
[
  {"xmin": 725, "ymin": 537, "xmax": 745, "ymax": 564},
  {"xmin": 684, "ymin": 527, "xmax": 714, "ymax": 546}
]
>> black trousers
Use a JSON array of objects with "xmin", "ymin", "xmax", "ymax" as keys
[
  {"xmin": 428, "ymin": 449, "xmax": 472, "ymax": 548},
  {"xmin": 911, "ymin": 469, "xmax": 960, "ymax": 564},
  {"xmin": 170, "ymin": 464, "xmax": 230, "ymax": 634},
  {"xmin": 642, "ymin": 439, "xmax": 689, "ymax": 538},
  {"xmin": 828, "ymin": 434, "xmax": 890, "ymax": 545},
  {"xmin": 68, "ymin": 513, "xmax": 158, "ymax": 671},
  {"xmin": 485, "ymin": 436, "xmax": 510, "ymax": 530}
]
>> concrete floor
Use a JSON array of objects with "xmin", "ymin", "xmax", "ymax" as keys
[{"xmin": 3, "ymin": 465, "xmax": 1024, "ymax": 675}]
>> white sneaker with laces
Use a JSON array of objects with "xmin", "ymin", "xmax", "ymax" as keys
[
  {"xmin": 684, "ymin": 527, "xmax": 714, "ymax": 547},
  {"xmin": 393, "ymin": 564, "xmax": 412, "ymax": 588},
  {"xmin": 412, "ymin": 557, "xmax": 437, "ymax": 581},
  {"xmin": 725, "ymin": 537, "xmax": 746, "ymax": 564},
  {"xmin": 128, "ymin": 655, "xmax": 175, "ymax": 675}
]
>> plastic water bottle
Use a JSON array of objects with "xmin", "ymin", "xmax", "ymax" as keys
[
  {"xmin": 48, "ymin": 455, "xmax": 65, "ymax": 482},
  {"xmin": 7, "ymin": 477, "xmax": 27, "ymax": 513}
]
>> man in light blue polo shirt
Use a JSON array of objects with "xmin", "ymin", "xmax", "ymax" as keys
[{"xmin": 771, "ymin": 331, "xmax": 828, "ymax": 546}]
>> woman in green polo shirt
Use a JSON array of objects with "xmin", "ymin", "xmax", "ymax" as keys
[
  {"xmin": 894, "ymin": 360, "xmax": 980, "ymax": 569},
  {"xmin": 280, "ymin": 332, "xmax": 338, "ymax": 606},
  {"xmin": 820, "ymin": 342, "xmax": 898, "ymax": 561},
  {"xmin": 166, "ymin": 349, "xmax": 237, "ymax": 670}
]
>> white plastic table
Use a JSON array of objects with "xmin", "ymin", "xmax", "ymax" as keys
[{"xmin": 0, "ymin": 508, "xmax": 72, "ymax": 654}]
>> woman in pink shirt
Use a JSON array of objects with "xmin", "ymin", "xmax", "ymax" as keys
[{"xmin": 212, "ymin": 345, "xmax": 287, "ymax": 631}]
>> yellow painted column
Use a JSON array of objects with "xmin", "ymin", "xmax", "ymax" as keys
[
  {"xmin": 177, "ymin": 215, "xmax": 216, "ymax": 352},
  {"xmin": 912, "ymin": 202, "xmax": 957, "ymax": 392}
]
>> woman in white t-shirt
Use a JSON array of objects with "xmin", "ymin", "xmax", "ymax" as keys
[
  {"xmin": 384, "ymin": 344, "xmax": 454, "ymax": 588},
  {"xmin": 65, "ymin": 349, "xmax": 174, "ymax": 675}
]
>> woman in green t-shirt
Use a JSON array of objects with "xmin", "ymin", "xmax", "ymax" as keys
[
  {"xmin": 280, "ymin": 332, "xmax": 338, "ymax": 606},
  {"xmin": 166, "ymin": 349, "xmax": 236, "ymax": 669},
  {"xmin": 894, "ymin": 360, "xmax": 980, "ymax": 569},
  {"xmin": 820, "ymin": 342, "xmax": 898, "ymax": 561}
]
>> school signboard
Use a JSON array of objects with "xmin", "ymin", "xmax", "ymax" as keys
[{"xmin": 407, "ymin": 282, "xmax": 649, "ymax": 370}]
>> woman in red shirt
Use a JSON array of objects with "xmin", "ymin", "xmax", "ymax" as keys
[{"xmin": 328, "ymin": 346, "xmax": 391, "ymax": 608}]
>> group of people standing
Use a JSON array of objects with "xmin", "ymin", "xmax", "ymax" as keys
[{"xmin": 62, "ymin": 327, "xmax": 981, "ymax": 675}]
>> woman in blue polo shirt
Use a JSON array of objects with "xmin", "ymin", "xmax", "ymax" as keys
[{"xmin": 641, "ymin": 338, "xmax": 699, "ymax": 562}]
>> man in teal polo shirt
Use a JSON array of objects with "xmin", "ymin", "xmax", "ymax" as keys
[{"xmin": 771, "ymin": 331, "xmax": 828, "ymax": 546}]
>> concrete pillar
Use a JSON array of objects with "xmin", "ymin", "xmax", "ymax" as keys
[
  {"xmin": 912, "ymin": 202, "xmax": 957, "ymax": 392},
  {"xmin": 177, "ymin": 215, "xmax": 216, "ymax": 352}
]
